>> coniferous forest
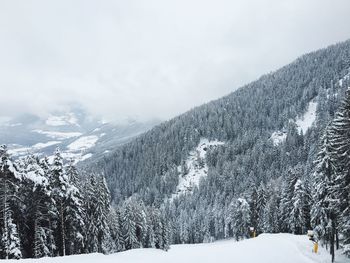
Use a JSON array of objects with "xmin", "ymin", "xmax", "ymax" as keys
[
  {"xmin": 1, "ymin": 40, "xmax": 350, "ymax": 262},
  {"xmin": 0, "ymin": 147, "xmax": 169, "ymax": 259}
]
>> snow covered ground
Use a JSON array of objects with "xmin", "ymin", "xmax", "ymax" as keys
[
  {"xmin": 296, "ymin": 100, "xmax": 317, "ymax": 134},
  {"xmin": 270, "ymin": 130, "xmax": 287, "ymax": 146},
  {"xmin": 67, "ymin": 135, "xmax": 99, "ymax": 151},
  {"xmin": 9, "ymin": 234, "xmax": 348, "ymax": 263},
  {"xmin": 171, "ymin": 138, "xmax": 224, "ymax": 199},
  {"xmin": 33, "ymin": 130, "xmax": 83, "ymax": 140},
  {"xmin": 270, "ymin": 99, "xmax": 317, "ymax": 146}
]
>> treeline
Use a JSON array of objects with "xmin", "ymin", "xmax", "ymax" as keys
[
  {"xmin": 164, "ymin": 165, "xmax": 312, "ymax": 244},
  {"xmin": 0, "ymin": 147, "xmax": 169, "ymax": 260}
]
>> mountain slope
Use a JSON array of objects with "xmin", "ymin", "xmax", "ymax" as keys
[
  {"xmin": 0, "ymin": 107, "xmax": 158, "ymax": 163},
  {"xmin": 7, "ymin": 234, "xmax": 348, "ymax": 263},
  {"xmin": 95, "ymin": 40, "xmax": 350, "ymax": 205}
]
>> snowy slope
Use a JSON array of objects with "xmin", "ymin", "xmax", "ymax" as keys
[
  {"xmin": 9, "ymin": 234, "xmax": 348, "ymax": 263},
  {"xmin": 171, "ymin": 138, "xmax": 224, "ymax": 200},
  {"xmin": 270, "ymin": 99, "xmax": 318, "ymax": 146},
  {"xmin": 296, "ymin": 100, "xmax": 317, "ymax": 134}
]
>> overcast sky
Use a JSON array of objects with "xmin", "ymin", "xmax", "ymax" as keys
[{"xmin": 0, "ymin": 0, "xmax": 350, "ymax": 122}]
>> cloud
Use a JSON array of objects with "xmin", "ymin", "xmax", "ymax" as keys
[{"xmin": 0, "ymin": 0, "xmax": 350, "ymax": 121}]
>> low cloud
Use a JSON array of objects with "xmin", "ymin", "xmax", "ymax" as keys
[{"xmin": 1, "ymin": 0, "xmax": 350, "ymax": 121}]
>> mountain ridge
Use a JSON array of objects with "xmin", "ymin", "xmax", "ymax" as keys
[{"xmin": 93, "ymin": 39, "xmax": 350, "ymax": 205}]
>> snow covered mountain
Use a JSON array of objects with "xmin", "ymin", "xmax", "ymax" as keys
[
  {"xmin": 88, "ymin": 40, "xmax": 350, "ymax": 257},
  {"xmin": 94, "ymin": 40, "xmax": 350, "ymax": 206},
  {"xmin": 0, "ymin": 107, "xmax": 158, "ymax": 163}
]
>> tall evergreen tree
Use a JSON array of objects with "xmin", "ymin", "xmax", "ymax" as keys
[
  {"xmin": 0, "ymin": 145, "xmax": 22, "ymax": 259},
  {"xmin": 289, "ymin": 179, "xmax": 308, "ymax": 234},
  {"xmin": 229, "ymin": 198, "xmax": 250, "ymax": 241},
  {"xmin": 329, "ymin": 91, "xmax": 350, "ymax": 258}
]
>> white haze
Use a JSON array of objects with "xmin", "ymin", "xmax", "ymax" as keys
[{"xmin": 0, "ymin": 0, "xmax": 350, "ymax": 121}]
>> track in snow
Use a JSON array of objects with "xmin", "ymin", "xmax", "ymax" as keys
[{"xmin": 9, "ymin": 233, "xmax": 348, "ymax": 263}]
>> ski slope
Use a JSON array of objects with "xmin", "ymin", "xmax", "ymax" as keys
[{"xmin": 9, "ymin": 234, "xmax": 348, "ymax": 263}]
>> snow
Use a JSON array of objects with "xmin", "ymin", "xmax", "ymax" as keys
[
  {"xmin": 46, "ymin": 113, "xmax": 78, "ymax": 126},
  {"xmin": 171, "ymin": 138, "xmax": 224, "ymax": 200},
  {"xmin": 33, "ymin": 130, "xmax": 82, "ymax": 140},
  {"xmin": 270, "ymin": 131, "xmax": 287, "ymax": 146},
  {"xmin": 270, "ymin": 100, "xmax": 318, "ymax": 144},
  {"xmin": 25, "ymin": 171, "xmax": 48, "ymax": 187},
  {"xmin": 295, "ymin": 100, "xmax": 317, "ymax": 134},
  {"xmin": 8, "ymin": 146, "xmax": 30, "ymax": 156},
  {"xmin": 67, "ymin": 136, "xmax": 99, "ymax": 151},
  {"xmin": 10, "ymin": 233, "xmax": 348, "ymax": 263},
  {"xmin": 8, "ymin": 141, "xmax": 61, "ymax": 157},
  {"xmin": 80, "ymin": 153, "xmax": 93, "ymax": 161},
  {"xmin": 6, "ymin": 159, "xmax": 22, "ymax": 180},
  {"xmin": 32, "ymin": 141, "xmax": 61, "ymax": 149}
]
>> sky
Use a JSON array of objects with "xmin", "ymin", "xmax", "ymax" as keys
[{"xmin": 0, "ymin": 0, "xmax": 350, "ymax": 122}]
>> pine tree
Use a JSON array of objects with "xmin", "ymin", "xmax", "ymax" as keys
[
  {"xmin": 107, "ymin": 207, "xmax": 124, "ymax": 252},
  {"xmin": 145, "ymin": 207, "xmax": 157, "ymax": 248},
  {"xmin": 311, "ymin": 127, "xmax": 335, "ymax": 241},
  {"xmin": 289, "ymin": 179, "xmax": 308, "ymax": 234},
  {"xmin": 280, "ymin": 166, "xmax": 300, "ymax": 232},
  {"xmin": 64, "ymin": 160, "xmax": 85, "ymax": 255},
  {"xmin": 160, "ymin": 216, "xmax": 170, "ymax": 251},
  {"xmin": 95, "ymin": 176, "xmax": 111, "ymax": 253},
  {"xmin": 328, "ymin": 91, "xmax": 350, "ymax": 258},
  {"xmin": 49, "ymin": 148, "xmax": 85, "ymax": 256},
  {"xmin": 230, "ymin": 198, "xmax": 250, "ymax": 241},
  {"xmin": 122, "ymin": 199, "xmax": 139, "ymax": 250},
  {"xmin": 0, "ymin": 211, "xmax": 22, "ymax": 259},
  {"xmin": 0, "ymin": 145, "xmax": 22, "ymax": 259},
  {"xmin": 256, "ymin": 184, "xmax": 267, "ymax": 234},
  {"xmin": 20, "ymin": 154, "xmax": 54, "ymax": 258},
  {"xmin": 83, "ymin": 174, "xmax": 111, "ymax": 254},
  {"xmin": 50, "ymin": 148, "xmax": 69, "ymax": 256},
  {"xmin": 262, "ymin": 189, "xmax": 280, "ymax": 233}
]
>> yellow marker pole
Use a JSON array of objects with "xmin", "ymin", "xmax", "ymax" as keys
[
  {"xmin": 253, "ymin": 231, "xmax": 256, "ymax": 238},
  {"xmin": 313, "ymin": 242, "xmax": 318, "ymax": 253}
]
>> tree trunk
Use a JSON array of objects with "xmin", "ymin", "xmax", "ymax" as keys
[
  {"xmin": 335, "ymin": 228, "xmax": 339, "ymax": 250},
  {"xmin": 330, "ymin": 220, "xmax": 335, "ymax": 263}
]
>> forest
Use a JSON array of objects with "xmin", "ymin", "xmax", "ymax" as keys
[
  {"xmin": 0, "ymin": 147, "xmax": 169, "ymax": 259},
  {"xmin": 1, "ymin": 40, "xmax": 350, "ymax": 262}
]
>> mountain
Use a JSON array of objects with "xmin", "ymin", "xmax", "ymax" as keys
[
  {"xmin": 0, "ymin": 107, "xmax": 158, "ymax": 163},
  {"xmin": 91, "ymin": 40, "xmax": 350, "ymax": 246},
  {"xmin": 2, "ymin": 40, "xmax": 350, "ymax": 261},
  {"xmin": 94, "ymin": 40, "xmax": 350, "ymax": 204}
]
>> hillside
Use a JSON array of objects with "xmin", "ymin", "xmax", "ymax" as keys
[
  {"xmin": 0, "ymin": 107, "xmax": 157, "ymax": 163},
  {"xmin": 95, "ymin": 40, "xmax": 350, "ymax": 204},
  {"xmin": 91, "ymin": 40, "xmax": 350, "ymax": 248},
  {"xmin": 7, "ymin": 234, "xmax": 348, "ymax": 263}
]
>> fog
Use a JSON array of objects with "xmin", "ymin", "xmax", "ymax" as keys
[{"xmin": 1, "ymin": 0, "xmax": 350, "ymax": 121}]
